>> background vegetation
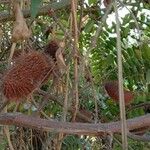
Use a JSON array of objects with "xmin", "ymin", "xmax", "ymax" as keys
[{"xmin": 0, "ymin": 0, "xmax": 150, "ymax": 149}]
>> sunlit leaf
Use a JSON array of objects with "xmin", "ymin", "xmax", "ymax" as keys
[{"xmin": 88, "ymin": 0, "xmax": 97, "ymax": 5}]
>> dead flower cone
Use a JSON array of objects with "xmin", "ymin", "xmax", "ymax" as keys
[{"xmin": 2, "ymin": 51, "xmax": 54, "ymax": 101}]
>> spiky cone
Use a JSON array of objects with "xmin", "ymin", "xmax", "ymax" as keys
[
  {"xmin": 104, "ymin": 80, "xmax": 134, "ymax": 105},
  {"xmin": 2, "ymin": 51, "xmax": 55, "ymax": 102}
]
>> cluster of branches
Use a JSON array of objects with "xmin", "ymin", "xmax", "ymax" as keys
[{"xmin": 0, "ymin": 89, "xmax": 150, "ymax": 142}]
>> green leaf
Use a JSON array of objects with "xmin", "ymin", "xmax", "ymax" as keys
[
  {"xmin": 88, "ymin": 0, "xmax": 97, "ymax": 5},
  {"xmin": 142, "ymin": 43, "xmax": 150, "ymax": 60},
  {"xmin": 30, "ymin": 0, "xmax": 70, "ymax": 19},
  {"xmin": 122, "ymin": 14, "xmax": 130, "ymax": 25},
  {"xmin": 31, "ymin": 0, "xmax": 42, "ymax": 19},
  {"xmin": 123, "ymin": 26, "xmax": 130, "ymax": 37},
  {"xmin": 84, "ymin": 19, "xmax": 95, "ymax": 33},
  {"xmin": 129, "ymin": 21, "xmax": 136, "ymax": 29},
  {"xmin": 141, "ymin": 14, "xmax": 145, "ymax": 21}
]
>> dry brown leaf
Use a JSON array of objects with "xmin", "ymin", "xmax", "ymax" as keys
[{"xmin": 12, "ymin": 2, "xmax": 31, "ymax": 42}]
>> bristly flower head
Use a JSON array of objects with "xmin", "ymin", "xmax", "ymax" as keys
[{"xmin": 2, "ymin": 51, "xmax": 54, "ymax": 101}]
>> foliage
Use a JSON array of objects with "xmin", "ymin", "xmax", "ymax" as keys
[{"xmin": 0, "ymin": 0, "xmax": 150, "ymax": 149}]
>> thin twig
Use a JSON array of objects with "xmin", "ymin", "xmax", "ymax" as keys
[
  {"xmin": 114, "ymin": 0, "xmax": 128, "ymax": 149},
  {"xmin": 8, "ymin": 42, "xmax": 16, "ymax": 67},
  {"xmin": 31, "ymin": 99, "xmax": 51, "ymax": 120},
  {"xmin": 117, "ymin": 0, "xmax": 141, "ymax": 42},
  {"xmin": 71, "ymin": 0, "xmax": 79, "ymax": 122},
  {"xmin": 37, "ymin": 90, "xmax": 93, "ymax": 123},
  {"xmin": 78, "ymin": 0, "xmax": 84, "ymax": 33},
  {"xmin": 56, "ymin": 67, "xmax": 70, "ymax": 150},
  {"xmin": 127, "ymin": 102, "xmax": 150, "ymax": 112},
  {"xmin": 90, "ymin": 1, "xmax": 114, "ymax": 49},
  {"xmin": 0, "ymin": 0, "xmax": 71, "ymax": 22},
  {"xmin": 4, "ymin": 126, "xmax": 14, "ymax": 150},
  {"xmin": 62, "ymin": 67, "xmax": 70, "ymax": 122},
  {"xmin": 3, "ymin": 105, "xmax": 14, "ymax": 150},
  {"xmin": 114, "ymin": 135, "xmax": 134, "ymax": 150},
  {"xmin": 0, "ymin": 101, "xmax": 9, "ymax": 113},
  {"xmin": 128, "ymin": 132, "xmax": 150, "ymax": 142},
  {"xmin": 86, "ymin": 66, "xmax": 98, "ymax": 123}
]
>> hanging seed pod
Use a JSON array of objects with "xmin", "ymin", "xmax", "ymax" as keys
[
  {"xmin": 2, "ymin": 51, "xmax": 54, "ymax": 101},
  {"xmin": 12, "ymin": 1, "xmax": 31, "ymax": 42},
  {"xmin": 104, "ymin": 80, "xmax": 134, "ymax": 105}
]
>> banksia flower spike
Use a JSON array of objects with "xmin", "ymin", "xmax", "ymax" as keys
[{"xmin": 2, "ymin": 51, "xmax": 54, "ymax": 102}]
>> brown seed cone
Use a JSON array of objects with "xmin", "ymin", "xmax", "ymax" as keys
[
  {"xmin": 2, "ymin": 51, "xmax": 54, "ymax": 101},
  {"xmin": 44, "ymin": 40, "xmax": 59, "ymax": 60}
]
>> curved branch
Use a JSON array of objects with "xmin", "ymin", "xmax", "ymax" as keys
[
  {"xmin": 128, "ymin": 132, "xmax": 150, "ymax": 142},
  {"xmin": 127, "ymin": 102, "xmax": 150, "ymax": 112},
  {"xmin": 0, "ymin": 0, "xmax": 70, "ymax": 22},
  {"xmin": 0, "ymin": 113, "xmax": 150, "ymax": 136}
]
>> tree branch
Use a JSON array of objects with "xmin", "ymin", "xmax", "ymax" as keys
[
  {"xmin": 128, "ymin": 132, "xmax": 150, "ymax": 142},
  {"xmin": 0, "ymin": 113, "xmax": 150, "ymax": 136},
  {"xmin": 0, "ymin": 0, "xmax": 71, "ymax": 22},
  {"xmin": 114, "ymin": 0, "xmax": 128, "ymax": 148},
  {"xmin": 36, "ymin": 90, "xmax": 93, "ymax": 123}
]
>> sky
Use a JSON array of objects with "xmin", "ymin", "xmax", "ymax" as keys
[
  {"xmin": 84, "ymin": 0, "xmax": 150, "ymax": 26},
  {"xmin": 84, "ymin": 0, "xmax": 150, "ymax": 45}
]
